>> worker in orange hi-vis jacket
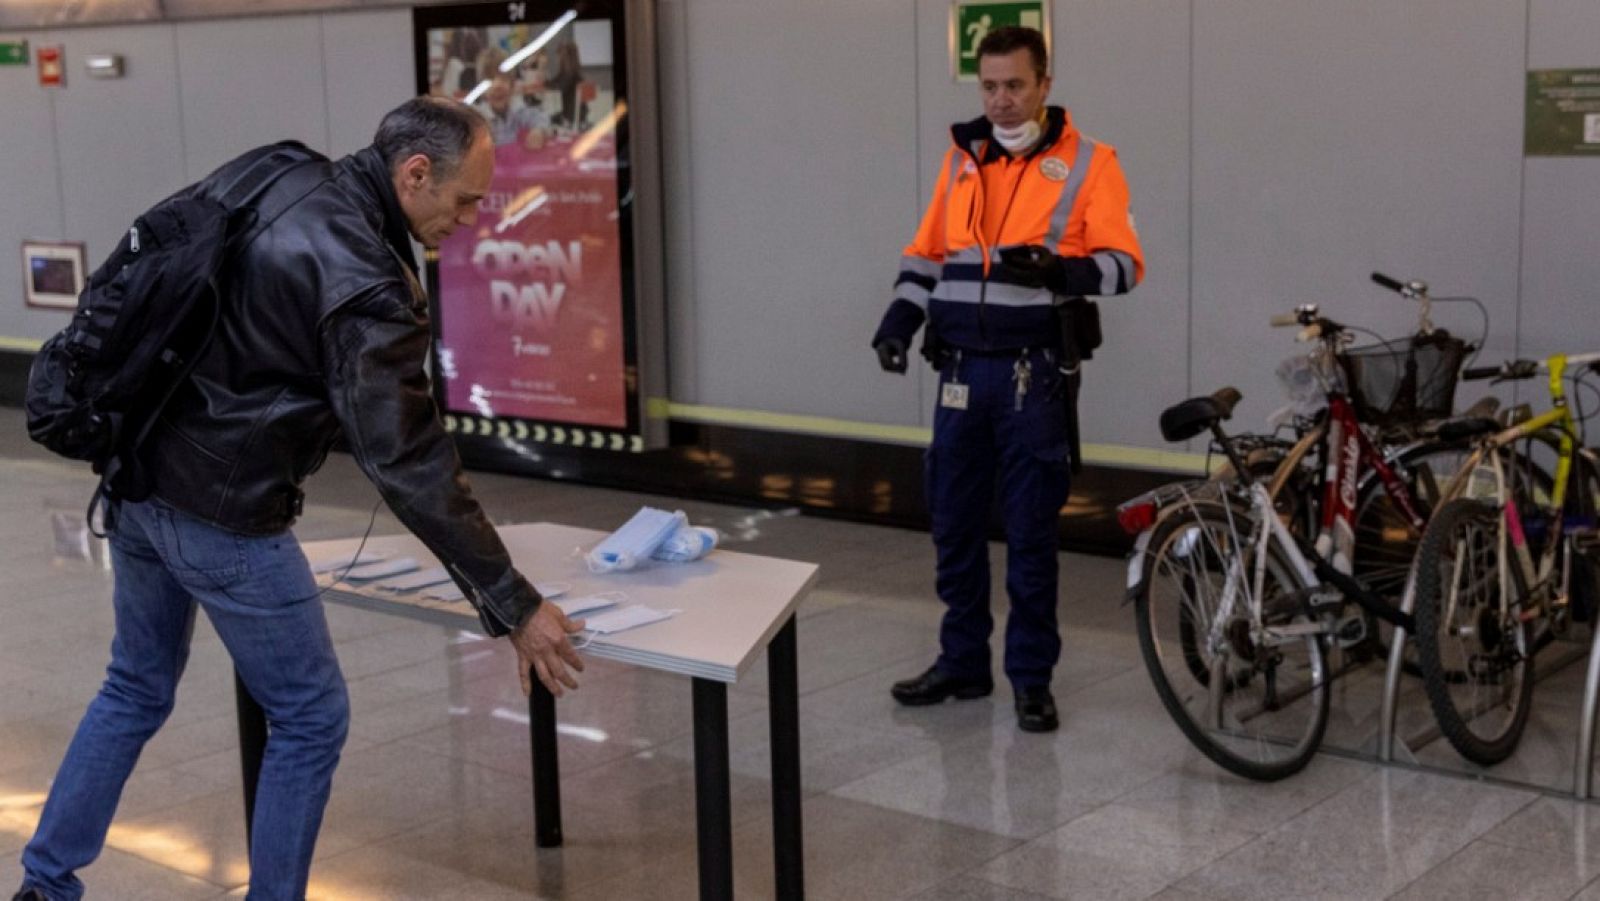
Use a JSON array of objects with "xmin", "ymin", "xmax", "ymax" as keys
[{"xmin": 872, "ymin": 25, "xmax": 1143, "ymax": 734}]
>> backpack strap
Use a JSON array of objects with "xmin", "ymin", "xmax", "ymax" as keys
[
  {"xmin": 233, "ymin": 162, "xmax": 333, "ymax": 253},
  {"xmin": 215, "ymin": 141, "xmax": 322, "ymax": 210}
]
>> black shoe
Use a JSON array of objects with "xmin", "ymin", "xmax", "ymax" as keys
[
  {"xmin": 1014, "ymin": 686, "xmax": 1059, "ymax": 732},
  {"xmin": 14, "ymin": 888, "xmax": 49, "ymax": 901},
  {"xmin": 890, "ymin": 666, "xmax": 993, "ymax": 706}
]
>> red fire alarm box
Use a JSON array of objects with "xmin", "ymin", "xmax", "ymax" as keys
[{"xmin": 37, "ymin": 45, "xmax": 63, "ymax": 87}]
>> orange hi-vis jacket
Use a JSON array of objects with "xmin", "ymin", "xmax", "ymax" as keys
[{"xmin": 874, "ymin": 106, "xmax": 1143, "ymax": 353}]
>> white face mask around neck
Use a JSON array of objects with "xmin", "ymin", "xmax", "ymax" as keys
[{"xmin": 991, "ymin": 118, "xmax": 1043, "ymax": 155}]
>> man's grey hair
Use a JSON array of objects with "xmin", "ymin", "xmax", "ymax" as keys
[{"xmin": 373, "ymin": 96, "xmax": 486, "ymax": 181}]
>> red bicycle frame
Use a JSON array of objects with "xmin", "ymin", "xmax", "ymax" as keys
[{"xmin": 1316, "ymin": 395, "xmax": 1428, "ymax": 575}]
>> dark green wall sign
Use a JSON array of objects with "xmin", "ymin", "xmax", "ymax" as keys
[
  {"xmin": 0, "ymin": 40, "xmax": 28, "ymax": 66},
  {"xmin": 951, "ymin": 1, "xmax": 1049, "ymax": 81},
  {"xmin": 1526, "ymin": 68, "xmax": 1600, "ymax": 157}
]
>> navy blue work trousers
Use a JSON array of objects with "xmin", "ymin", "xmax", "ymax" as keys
[{"xmin": 927, "ymin": 349, "xmax": 1071, "ymax": 691}]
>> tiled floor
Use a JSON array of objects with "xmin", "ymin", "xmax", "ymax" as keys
[{"xmin": 4, "ymin": 403, "xmax": 1600, "ymax": 899}]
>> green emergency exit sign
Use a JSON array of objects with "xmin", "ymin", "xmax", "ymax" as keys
[
  {"xmin": 0, "ymin": 40, "xmax": 28, "ymax": 66},
  {"xmin": 952, "ymin": 1, "xmax": 1049, "ymax": 81}
]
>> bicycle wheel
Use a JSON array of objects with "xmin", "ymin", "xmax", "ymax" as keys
[
  {"xmin": 1353, "ymin": 441, "xmax": 1466, "ymax": 599},
  {"xmin": 1353, "ymin": 440, "xmax": 1471, "ymax": 667},
  {"xmin": 1412, "ymin": 496, "xmax": 1535, "ymax": 765},
  {"xmin": 1135, "ymin": 501, "xmax": 1330, "ymax": 781},
  {"xmin": 1564, "ymin": 451, "xmax": 1600, "ymax": 626}
]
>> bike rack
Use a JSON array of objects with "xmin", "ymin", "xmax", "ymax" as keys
[
  {"xmin": 1575, "ymin": 626, "xmax": 1600, "ymax": 798},
  {"xmin": 1375, "ymin": 572, "xmax": 1420, "ymax": 765},
  {"xmin": 1374, "ymin": 567, "xmax": 1600, "ymax": 799}
]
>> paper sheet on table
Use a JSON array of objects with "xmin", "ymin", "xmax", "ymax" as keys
[
  {"xmin": 423, "ymin": 583, "xmax": 467, "ymax": 602},
  {"xmin": 343, "ymin": 557, "xmax": 420, "ymax": 581},
  {"xmin": 552, "ymin": 595, "xmax": 618, "ymax": 618},
  {"xmin": 373, "ymin": 566, "xmax": 452, "ymax": 592},
  {"xmin": 309, "ymin": 549, "xmax": 386, "ymax": 574}
]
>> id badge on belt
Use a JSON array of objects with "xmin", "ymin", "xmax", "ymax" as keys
[{"xmin": 940, "ymin": 380, "xmax": 969, "ymax": 410}]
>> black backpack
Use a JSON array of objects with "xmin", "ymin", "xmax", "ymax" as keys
[{"xmin": 25, "ymin": 140, "xmax": 327, "ymax": 520}]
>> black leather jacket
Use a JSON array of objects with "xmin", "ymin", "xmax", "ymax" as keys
[{"xmin": 139, "ymin": 143, "xmax": 540, "ymax": 636}]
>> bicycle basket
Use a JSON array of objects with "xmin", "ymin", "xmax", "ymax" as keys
[{"xmin": 1338, "ymin": 331, "xmax": 1468, "ymax": 428}]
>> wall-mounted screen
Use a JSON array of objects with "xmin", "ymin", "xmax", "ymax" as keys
[{"xmin": 415, "ymin": 0, "xmax": 665, "ymax": 451}]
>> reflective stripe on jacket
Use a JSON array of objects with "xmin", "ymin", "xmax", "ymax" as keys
[{"xmin": 875, "ymin": 106, "xmax": 1143, "ymax": 352}]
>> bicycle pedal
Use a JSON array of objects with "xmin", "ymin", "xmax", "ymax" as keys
[
  {"xmin": 1334, "ymin": 614, "xmax": 1368, "ymax": 648},
  {"xmin": 1307, "ymin": 589, "xmax": 1343, "ymax": 610}
]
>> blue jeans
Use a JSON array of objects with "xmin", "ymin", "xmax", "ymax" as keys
[{"xmin": 20, "ymin": 499, "xmax": 348, "ymax": 901}]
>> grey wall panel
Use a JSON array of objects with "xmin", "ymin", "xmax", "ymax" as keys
[
  {"xmin": 1529, "ymin": 0, "xmax": 1600, "ymax": 67},
  {"xmin": 1521, "ymin": 0, "xmax": 1600, "ymax": 369},
  {"xmin": 1191, "ymin": 0, "xmax": 1527, "ymax": 433},
  {"xmin": 320, "ymin": 9, "xmax": 413, "ymax": 159},
  {"xmin": 53, "ymin": 24, "xmax": 186, "ymax": 282},
  {"xmin": 9, "ymin": 1, "xmax": 1600, "ymax": 470},
  {"xmin": 1052, "ymin": 0, "xmax": 1190, "ymax": 452},
  {"xmin": 0, "ymin": 47, "xmax": 71, "ymax": 342},
  {"xmin": 682, "ymin": 0, "xmax": 920, "ymax": 423},
  {"xmin": 1518, "ymin": 159, "xmax": 1600, "ymax": 363},
  {"xmin": 658, "ymin": 0, "xmax": 700, "ymax": 401},
  {"xmin": 175, "ymin": 15, "xmax": 329, "ymax": 180}
]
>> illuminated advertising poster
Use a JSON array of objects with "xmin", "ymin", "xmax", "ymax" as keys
[{"xmin": 416, "ymin": 0, "xmax": 653, "ymax": 442}]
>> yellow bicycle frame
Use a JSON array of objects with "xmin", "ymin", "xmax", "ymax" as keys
[{"xmin": 1438, "ymin": 353, "xmax": 1584, "ymax": 593}]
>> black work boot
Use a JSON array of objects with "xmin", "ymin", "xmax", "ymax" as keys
[
  {"xmin": 1014, "ymin": 686, "xmax": 1059, "ymax": 732},
  {"xmin": 890, "ymin": 665, "xmax": 993, "ymax": 706},
  {"xmin": 13, "ymin": 887, "xmax": 50, "ymax": 901}
]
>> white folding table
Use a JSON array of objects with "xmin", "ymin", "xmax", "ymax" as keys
[{"xmin": 232, "ymin": 522, "xmax": 818, "ymax": 900}]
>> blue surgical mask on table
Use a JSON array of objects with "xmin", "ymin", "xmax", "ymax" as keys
[
  {"xmin": 586, "ymin": 507, "xmax": 687, "ymax": 573},
  {"xmin": 652, "ymin": 525, "xmax": 719, "ymax": 563}
]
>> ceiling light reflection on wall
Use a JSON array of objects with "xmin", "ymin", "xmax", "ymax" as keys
[{"xmin": 499, "ymin": 9, "xmax": 578, "ymax": 74}]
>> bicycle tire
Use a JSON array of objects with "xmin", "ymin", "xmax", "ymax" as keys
[
  {"xmin": 1412, "ymin": 497, "xmax": 1535, "ymax": 765},
  {"xmin": 1564, "ymin": 451, "xmax": 1600, "ymax": 625},
  {"xmin": 1352, "ymin": 440, "xmax": 1472, "ymax": 670},
  {"xmin": 1135, "ymin": 501, "xmax": 1329, "ymax": 781}
]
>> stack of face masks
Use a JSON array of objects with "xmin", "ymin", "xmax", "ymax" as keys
[
  {"xmin": 585, "ymin": 507, "xmax": 721, "ymax": 573},
  {"xmin": 653, "ymin": 525, "xmax": 719, "ymax": 563}
]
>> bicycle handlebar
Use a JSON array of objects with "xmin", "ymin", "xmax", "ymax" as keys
[
  {"xmin": 1370, "ymin": 271, "xmax": 1406, "ymax": 294},
  {"xmin": 1463, "ymin": 360, "xmax": 1540, "ymax": 382},
  {"xmin": 1464, "ymin": 355, "xmax": 1600, "ymax": 383}
]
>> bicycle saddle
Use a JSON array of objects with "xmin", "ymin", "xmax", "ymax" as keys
[
  {"xmin": 1435, "ymin": 417, "xmax": 1499, "ymax": 443},
  {"xmin": 1160, "ymin": 387, "xmax": 1243, "ymax": 443}
]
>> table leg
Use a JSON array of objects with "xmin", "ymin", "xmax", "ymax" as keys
[
  {"xmin": 768, "ymin": 616, "xmax": 804, "ymax": 900},
  {"xmin": 693, "ymin": 678, "xmax": 733, "ymax": 900},
  {"xmin": 530, "ymin": 678, "xmax": 563, "ymax": 847},
  {"xmin": 234, "ymin": 669, "xmax": 267, "ymax": 848}
]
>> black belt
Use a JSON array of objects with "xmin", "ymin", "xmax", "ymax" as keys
[{"xmin": 951, "ymin": 345, "xmax": 1059, "ymax": 358}]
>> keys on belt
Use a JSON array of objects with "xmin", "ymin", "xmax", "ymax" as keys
[{"xmin": 1013, "ymin": 354, "xmax": 1032, "ymax": 412}]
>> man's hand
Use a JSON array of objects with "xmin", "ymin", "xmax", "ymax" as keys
[
  {"xmin": 996, "ymin": 244, "xmax": 1062, "ymax": 289},
  {"xmin": 875, "ymin": 337, "xmax": 908, "ymax": 373},
  {"xmin": 510, "ymin": 601, "xmax": 586, "ymax": 697}
]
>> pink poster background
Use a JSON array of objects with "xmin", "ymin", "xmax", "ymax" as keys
[{"xmin": 435, "ymin": 137, "xmax": 628, "ymax": 429}]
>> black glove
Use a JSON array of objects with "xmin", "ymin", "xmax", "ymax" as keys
[
  {"xmin": 996, "ymin": 244, "xmax": 1063, "ymax": 289},
  {"xmin": 874, "ymin": 337, "xmax": 908, "ymax": 373}
]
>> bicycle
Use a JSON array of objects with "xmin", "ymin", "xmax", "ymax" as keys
[
  {"xmin": 1408, "ymin": 351, "xmax": 1600, "ymax": 765},
  {"xmin": 1126, "ymin": 296, "xmax": 1478, "ymax": 780},
  {"xmin": 1122, "ymin": 275, "xmax": 1479, "ymax": 618}
]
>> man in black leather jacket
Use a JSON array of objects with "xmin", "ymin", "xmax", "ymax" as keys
[{"xmin": 13, "ymin": 98, "xmax": 582, "ymax": 901}]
